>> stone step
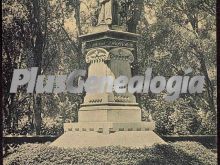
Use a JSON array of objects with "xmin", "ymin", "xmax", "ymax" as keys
[
  {"xmin": 51, "ymin": 131, "xmax": 166, "ymax": 148},
  {"xmin": 64, "ymin": 122, "xmax": 155, "ymax": 134}
]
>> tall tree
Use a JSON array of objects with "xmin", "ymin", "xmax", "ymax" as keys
[
  {"xmin": 25, "ymin": 0, "xmax": 49, "ymax": 135},
  {"xmin": 137, "ymin": 0, "xmax": 216, "ymax": 134}
]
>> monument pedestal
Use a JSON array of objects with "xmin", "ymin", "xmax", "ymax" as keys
[
  {"xmin": 52, "ymin": 106, "xmax": 165, "ymax": 148},
  {"xmin": 68, "ymin": 104, "xmax": 154, "ymax": 134},
  {"xmin": 51, "ymin": 29, "xmax": 166, "ymax": 148}
]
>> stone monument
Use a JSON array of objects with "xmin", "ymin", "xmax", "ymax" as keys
[{"xmin": 51, "ymin": 0, "xmax": 165, "ymax": 148}]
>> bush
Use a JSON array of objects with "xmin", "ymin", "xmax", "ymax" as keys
[
  {"xmin": 40, "ymin": 119, "xmax": 64, "ymax": 136},
  {"xmin": 139, "ymin": 142, "xmax": 217, "ymax": 165},
  {"xmin": 4, "ymin": 142, "xmax": 217, "ymax": 165}
]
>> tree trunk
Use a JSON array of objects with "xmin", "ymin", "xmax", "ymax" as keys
[
  {"xmin": 187, "ymin": 13, "xmax": 216, "ymax": 116},
  {"xmin": 197, "ymin": 51, "xmax": 215, "ymax": 115},
  {"xmin": 33, "ymin": 94, "xmax": 42, "ymax": 135},
  {"xmin": 31, "ymin": 0, "xmax": 47, "ymax": 135},
  {"xmin": 74, "ymin": 0, "xmax": 83, "ymax": 69}
]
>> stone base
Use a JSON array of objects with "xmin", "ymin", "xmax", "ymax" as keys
[
  {"xmin": 50, "ymin": 131, "xmax": 166, "ymax": 148},
  {"xmin": 79, "ymin": 105, "xmax": 142, "ymax": 122},
  {"xmin": 64, "ymin": 121, "xmax": 155, "ymax": 134}
]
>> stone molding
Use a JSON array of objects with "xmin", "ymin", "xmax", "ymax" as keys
[
  {"xmin": 109, "ymin": 47, "xmax": 134, "ymax": 63},
  {"xmin": 86, "ymin": 47, "xmax": 134, "ymax": 64},
  {"xmin": 64, "ymin": 122, "xmax": 155, "ymax": 134},
  {"xmin": 86, "ymin": 48, "xmax": 110, "ymax": 63},
  {"xmin": 84, "ymin": 38, "xmax": 136, "ymax": 50}
]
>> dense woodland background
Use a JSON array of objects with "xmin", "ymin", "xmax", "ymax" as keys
[{"xmin": 2, "ymin": 0, "xmax": 216, "ymax": 136}]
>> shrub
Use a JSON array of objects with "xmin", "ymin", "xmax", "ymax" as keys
[
  {"xmin": 4, "ymin": 142, "xmax": 217, "ymax": 165},
  {"xmin": 40, "ymin": 119, "xmax": 64, "ymax": 136},
  {"xmin": 139, "ymin": 142, "xmax": 217, "ymax": 165}
]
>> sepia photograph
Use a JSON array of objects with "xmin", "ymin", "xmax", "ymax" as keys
[{"xmin": 2, "ymin": 0, "xmax": 218, "ymax": 164}]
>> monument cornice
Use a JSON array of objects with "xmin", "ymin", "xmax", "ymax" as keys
[
  {"xmin": 80, "ymin": 102, "xmax": 139, "ymax": 107},
  {"xmin": 83, "ymin": 38, "xmax": 137, "ymax": 51},
  {"xmin": 80, "ymin": 29, "xmax": 140, "ymax": 42}
]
